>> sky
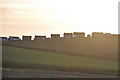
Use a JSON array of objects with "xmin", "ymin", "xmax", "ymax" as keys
[{"xmin": 0, "ymin": 0, "xmax": 119, "ymax": 38}]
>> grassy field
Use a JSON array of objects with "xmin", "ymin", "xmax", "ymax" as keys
[
  {"xmin": 3, "ymin": 46, "xmax": 118, "ymax": 71},
  {"xmin": 2, "ymin": 38, "xmax": 118, "ymax": 77},
  {"xmin": 3, "ymin": 38, "xmax": 118, "ymax": 61}
]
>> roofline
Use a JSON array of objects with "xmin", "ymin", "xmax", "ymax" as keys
[
  {"xmin": 74, "ymin": 32, "xmax": 85, "ymax": 34},
  {"xmin": 23, "ymin": 36, "xmax": 32, "ymax": 37},
  {"xmin": 9, "ymin": 37, "xmax": 20, "ymax": 38},
  {"xmin": 35, "ymin": 35, "xmax": 46, "ymax": 37}
]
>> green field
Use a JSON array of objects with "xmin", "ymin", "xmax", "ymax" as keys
[
  {"xmin": 3, "ymin": 38, "xmax": 118, "ymax": 61},
  {"xmin": 3, "ymin": 46, "xmax": 118, "ymax": 71}
]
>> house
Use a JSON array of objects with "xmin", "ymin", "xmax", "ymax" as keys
[
  {"xmin": 51, "ymin": 34, "xmax": 60, "ymax": 39},
  {"xmin": 87, "ymin": 34, "xmax": 91, "ymax": 37},
  {"xmin": 8, "ymin": 36, "xmax": 21, "ymax": 41},
  {"xmin": 92, "ymin": 32, "xmax": 104, "ymax": 37},
  {"xmin": 0, "ymin": 37, "xmax": 8, "ymax": 41},
  {"xmin": 73, "ymin": 32, "xmax": 85, "ymax": 38},
  {"xmin": 64, "ymin": 33, "xmax": 73, "ymax": 38},
  {"xmin": 22, "ymin": 36, "xmax": 31, "ymax": 40},
  {"xmin": 34, "ymin": 35, "xmax": 46, "ymax": 40},
  {"xmin": 104, "ymin": 33, "xmax": 111, "ymax": 37},
  {"xmin": 111, "ymin": 34, "xmax": 120, "ymax": 38}
]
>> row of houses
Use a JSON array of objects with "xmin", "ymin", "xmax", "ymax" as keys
[{"xmin": 0, "ymin": 32, "xmax": 120, "ymax": 41}]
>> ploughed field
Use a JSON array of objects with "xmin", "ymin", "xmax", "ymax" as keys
[{"xmin": 2, "ymin": 38, "xmax": 118, "ymax": 78}]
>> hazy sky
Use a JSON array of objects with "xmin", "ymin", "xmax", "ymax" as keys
[{"xmin": 0, "ymin": 0, "xmax": 119, "ymax": 38}]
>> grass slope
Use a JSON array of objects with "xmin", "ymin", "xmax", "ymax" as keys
[
  {"xmin": 3, "ymin": 46, "xmax": 118, "ymax": 71},
  {"xmin": 3, "ymin": 38, "xmax": 118, "ymax": 61}
]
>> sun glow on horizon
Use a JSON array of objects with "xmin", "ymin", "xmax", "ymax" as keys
[{"xmin": 0, "ymin": 0, "xmax": 119, "ymax": 37}]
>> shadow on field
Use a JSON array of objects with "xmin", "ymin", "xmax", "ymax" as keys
[{"xmin": 3, "ymin": 61, "xmax": 118, "ymax": 76}]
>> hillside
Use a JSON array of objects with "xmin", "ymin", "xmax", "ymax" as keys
[
  {"xmin": 3, "ymin": 46, "xmax": 118, "ymax": 75},
  {"xmin": 3, "ymin": 37, "xmax": 118, "ymax": 61}
]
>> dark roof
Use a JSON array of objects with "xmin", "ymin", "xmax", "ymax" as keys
[
  {"xmin": 10, "ymin": 37, "xmax": 20, "ymax": 38},
  {"xmin": 35, "ymin": 36, "xmax": 46, "ymax": 37},
  {"xmin": 8, "ymin": 36, "xmax": 21, "ymax": 40},
  {"xmin": 92, "ymin": 32, "xmax": 103, "ymax": 34},
  {"xmin": 74, "ymin": 32, "xmax": 85, "ymax": 34},
  {"xmin": 0, "ymin": 37, "xmax": 7, "ymax": 39},
  {"xmin": 104, "ymin": 33, "xmax": 111, "ymax": 35},
  {"xmin": 1, "ymin": 37, "xmax": 7, "ymax": 38},
  {"xmin": 9, "ymin": 36, "xmax": 20, "ymax": 38}
]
